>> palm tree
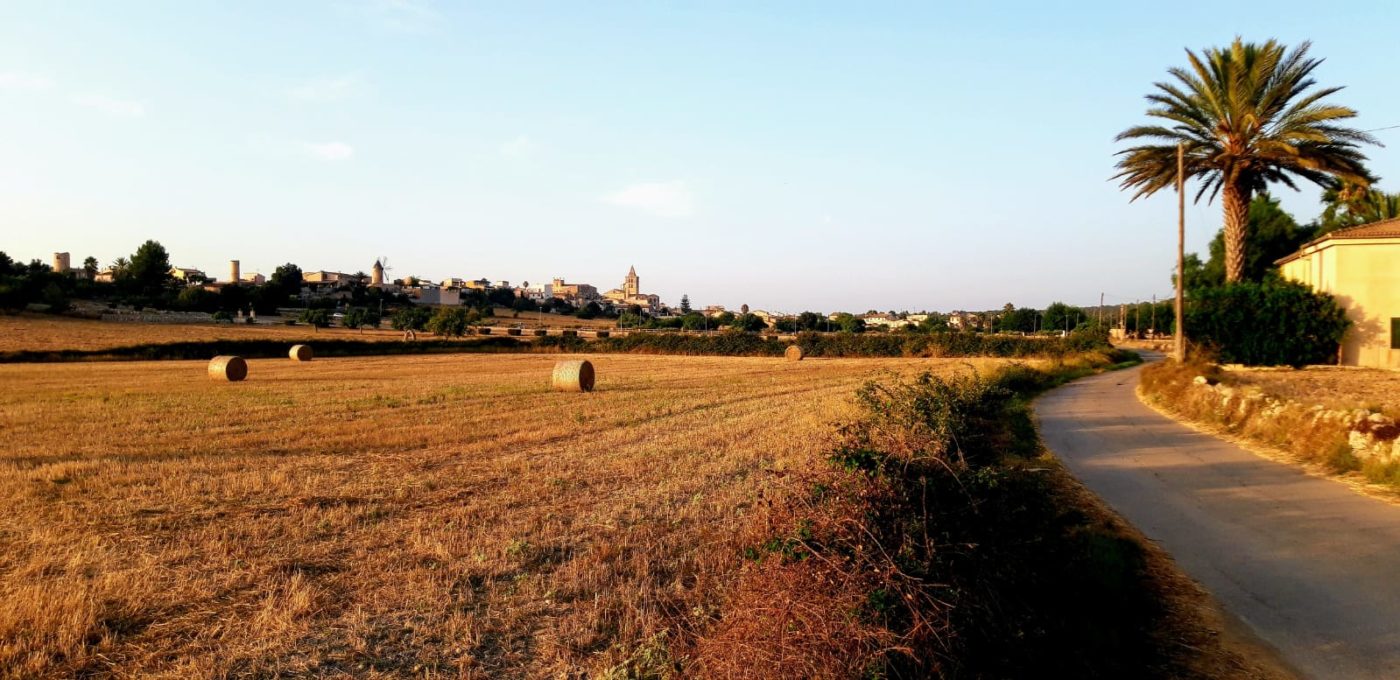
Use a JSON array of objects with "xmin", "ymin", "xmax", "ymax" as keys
[
  {"xmin": 1114, "ymin": 38, "xmax": 1376, "ymax": 283},
  {"xmin": 1318, "ymin": 182, "xmax": 1400, "ymax": 233}
]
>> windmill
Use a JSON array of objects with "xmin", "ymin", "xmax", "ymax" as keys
[{"xmin": 372, "ymin": 255, "xmax": 394, "ymax": 286}]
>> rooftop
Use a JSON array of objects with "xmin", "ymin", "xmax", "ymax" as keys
[{"xmin": 1275, "ymin": 217, "xmax": 1400, "ymax": 265}]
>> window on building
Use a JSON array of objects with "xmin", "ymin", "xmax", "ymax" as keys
[{"xmin": 1392, "ymin": 318, "xmax": 1400, "ymax": 350}]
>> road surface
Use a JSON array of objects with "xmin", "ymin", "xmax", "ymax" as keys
[{"xmin": 1036, "ymin": 356, "xmax": 1400, "ymax": 680}]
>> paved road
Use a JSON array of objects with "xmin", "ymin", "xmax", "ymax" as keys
[{"xmin": 1036, "ymin": 356, "xmax": 1400, "ymax": 680}]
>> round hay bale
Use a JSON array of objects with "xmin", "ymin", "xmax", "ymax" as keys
[
  {"xmin": 208, "ymin": 355, "xmax": 248, "ymax": 382},
  {"xmin": 785, "ymin": 345, "xmax": 804, "ymax": 362},
  {"xmin": 552, "ymin": 359, "xmax": 595, "ymax": 393},
  {"xmin": 289, "ymin": 344, "xmax": 313, "ymax": 361}
]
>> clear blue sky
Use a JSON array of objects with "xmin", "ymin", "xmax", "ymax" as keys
[{"xmin": 3, "ymin": 1, "xmax": 1398, "ymax": 313}]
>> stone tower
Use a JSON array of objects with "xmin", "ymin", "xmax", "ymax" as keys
[
  {"xmin": 52, "ymin": 252, "xmax": 71, "ymax": 273},
  {"xmin": 624, "ymin": 265, "xmax": 639, "ymax": 298},
  {"xmin": 371, "ymin": 259, "xmax": 385, "ymax": 286},
  {"xmin": 229, "ymin": 260, "xmax": 241, "ymax": 284}
]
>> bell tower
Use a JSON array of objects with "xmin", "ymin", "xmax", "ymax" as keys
[{"xmin": 624, "ymin": 265, "xmax": 639, "ymax": 297}]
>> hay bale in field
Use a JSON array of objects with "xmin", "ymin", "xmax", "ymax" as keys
[
  {"xmin": 785, "ymin": 345, "xmax": 804, "ymax": 362},
  {"xmin": 208, "ymin": 355, "xmax": 248, "ymax": 382},
  {"xmin": 552, "ymin": 359, "xmax": 595, "ymax": 392},
  {"xmin": 508, "ymin": 328, "xmax": 522, "ymax": 336},
  {"xmin": 289, "ymin": 344, "xmax": 313, "ymax": 361},
  {"xmin": 532, "ymin": 329, "xmax": 547, "ymax": 337}
]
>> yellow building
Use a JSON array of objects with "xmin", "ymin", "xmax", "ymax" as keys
[{"xmin": 1276, "ymin": 219, "xmax": 1400, "ymax": 369}]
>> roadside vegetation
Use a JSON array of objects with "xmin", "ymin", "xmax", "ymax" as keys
[{"xmin": 689, "ymin": 348, "xmax": 1284, "ymax": 678}]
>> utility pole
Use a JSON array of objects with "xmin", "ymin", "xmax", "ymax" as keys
[
  {"xmin": 1099, "ymin": 292, "xmax": 1104, "ymax": 329},
  {"xmin": 1174, "ymin": 141, "xmax": 1186, "ymax": 361},
  {"xmin": 1134, "ymin": 302, "xmax": 1140, "ymax": 339},
  {"xmin": 1150, "ymin": 294, "xmax": 1156, "ymax": 338}
]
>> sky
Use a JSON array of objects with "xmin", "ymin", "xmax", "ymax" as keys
[{"xmin": 3, "ymin": 1, "xmax": 1400, "ymax": 314}]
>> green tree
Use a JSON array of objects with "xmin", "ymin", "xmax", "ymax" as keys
[
  {"xmin": 830, "ymin": 312, "xmax": 866, "ymax": 334},
  {"xmin": 729, "ymin": 313, "xmax": 767, "ymax": 332},
  {"xmin": 1115, "ymin": 38, "xmax": 1375, "ymax": 283},
  {"xmin": 426, "ymin": 307, "xmax": 473, "ymax": 337},
  {"xmin": 574, "ymin": 301, "xmax": 602, "ymax": 319},
  {"xmin": 679, "ymin": 294, "xmax": 691, "ymax": 314},
  {"xmin": 299, "ymin": 308, "xmax": 331, "ymax": 328},
  {"xmin": 996, "ymin": 307, "xmax": 1039, "ymax": 333},
  {"xmin": 680, "ymin": 312, "xmax": 707, "ymax": 331},
  {"xmin": 343, "ymin": 307, "xmax": 380, "ymax": 331},
  {"xmin": 1178, "ymin": 194, "xmax": 1316, "ymax": 289},
  {"xmin": 270, "ymin": 263, "xmax": 303, "ymax": 296},
  {"xmin": 82, "ymin": 256, "xmax": 98, "ymax": 278},
  {"xmin": 1042, "ymin": 302, "xmax": 1083, "ymax": 333},
  {"xmin": 120, "ymin": 240, "xmax": 174, "ymax": 298},
  {"xmin": 391, "ymin": 306, "xmax": 432, "ymax": 331},
  {"xmin": 1317, "ymin": 182, "xmax": 1400, "ymax": 234}
]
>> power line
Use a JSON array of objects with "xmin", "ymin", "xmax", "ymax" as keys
[{"xmin": 1363, "ymin": 123, "xmax": 1400, "ymax": 132}]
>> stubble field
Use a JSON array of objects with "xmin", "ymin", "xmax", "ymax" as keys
[{"xmin": 0, "ymin": 352, "xmax": 1011, "ymax": 678}]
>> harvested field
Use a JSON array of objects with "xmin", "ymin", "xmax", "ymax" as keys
[
  {"xmin": 0, "ymin": 314, "xmax": 407, "ymax": 353},
  {"xmin": 1225, "ymin": 365, "xmax": 1400, "ymax": 415},
  {"xmin": 0, "ymin": 353, "xmax": 1011, "ymax": 678}
]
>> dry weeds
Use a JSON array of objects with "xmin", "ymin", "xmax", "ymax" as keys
[{"xmin": 0, "ymin": 353, "xmax": 1009, "ymax": 678}]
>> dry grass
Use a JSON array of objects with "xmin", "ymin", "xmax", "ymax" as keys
[
  {"xmin": 1224, "ymin": 365, "xmax": 1400, "ymax": 415},
  {"xmin": 0, "ymin": 353, "xmax": 1011, "ymax": 678},
  {"xmin": 0, "ymin": 314, "xmax": 408, "ymax": 353}
]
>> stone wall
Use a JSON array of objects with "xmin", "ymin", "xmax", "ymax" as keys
[{"xmin": 1180, "ymin": 376, "xmax": 1400, "ymax": 463}]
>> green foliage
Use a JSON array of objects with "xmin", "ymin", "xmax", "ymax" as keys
[
  {"xmin": 298, "ymin": 308, "xmax": 331, "ymax": 328},
  {"xmin": 119, "ymin": 240, "xmax": 175, "ymax": 298},
  {"xmin": 1317, "ymin": 182, "xmax": 1400, "ymax": 234},
  {"xmin": 1185, "ymin": 281, "xmax": 1349, "ymax": 366},
  {"xmin": 175, "ymin": 285, "xmax": 219, "ymax": 312},
  {"xmin": 1041, "ymin": 302, "xmax": 1083, "ymax": 333},
  {"xmin": 679, "ymin": 294, "xmax": 691, "ymax": 314},
  {"xmin": 269, "ymin": 263, "xmax": 303, "ymax": 297},
  {"xmin": 996, "ymin": 306, "xmax": 1039, "ymax": 333},
  {"xmin": 1180, "ymin": 194, "xmax": 1318, "ymax": 288},
  {"xmin": 0, "ymin": 254, "xmax": 74, "ymax": 312},
  {"xmin": 1116, "ymin": 38, "xmax": 1375, "ymax": 282},
  {"xmin": 342, "ymin": 307, "xmax": 380, "ymax": 330},
  {"xmin": 426, "ymin": 307, "xmax": 478, "ymax": 337},
  {"xmin": 728, "ymin": 312, "xmax": 767, "ymax": 332},
  {"xmin": 829, "ymin": 312, "xmax": 865, "ymax": 333},
  {"xmin": 574, "ymin": 301, "xmax": 602, "ymax": 319},
  {"xmin": 391, "ymin": 306, "xmax": 432, "ymax": 331}
]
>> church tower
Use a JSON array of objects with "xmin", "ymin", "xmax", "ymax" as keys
[{"xmin": 624, "ymin": 265, "xmax": 639, "ymax": 297}]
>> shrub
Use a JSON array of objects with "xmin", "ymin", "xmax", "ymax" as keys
[
  {"xmin": 1184, "ymin": 281, "xmax": 1348, "ymax": 367},
  {"xmin": 391, "ymin": 306, "xmax": 432, "ymax": 332},
  {"xmin": 298, "ymin": 308, "xmax": 331, "ymax": 328},
  {"xmin": 426, "ymin": 307, "xmax": 473, "ymax": 337}
]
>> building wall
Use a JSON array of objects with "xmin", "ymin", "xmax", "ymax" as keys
[{"xmin": 1281, "ymin": 239, "xmax": 1400, "ymax": 369}]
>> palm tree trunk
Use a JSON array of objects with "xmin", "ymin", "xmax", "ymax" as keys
[{"xmin": 1222, "ymin": 182, "xmax": 1251, "ymax": 283}]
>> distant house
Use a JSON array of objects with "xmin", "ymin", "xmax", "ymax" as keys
[
  {"xmin": 415, "ymin": 286, "xmax": 460, "ymax": 307},
  {"xmin": 551, "ymin": 277, "xmax": 599, "ymax": 301},
  {"xmin": 169, "ymin": 267, "xmax": 206, "ymax": 283},
  {"xmin": 1277, "ymin": 219, "xmax": 1400, "ymax": 369}
]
